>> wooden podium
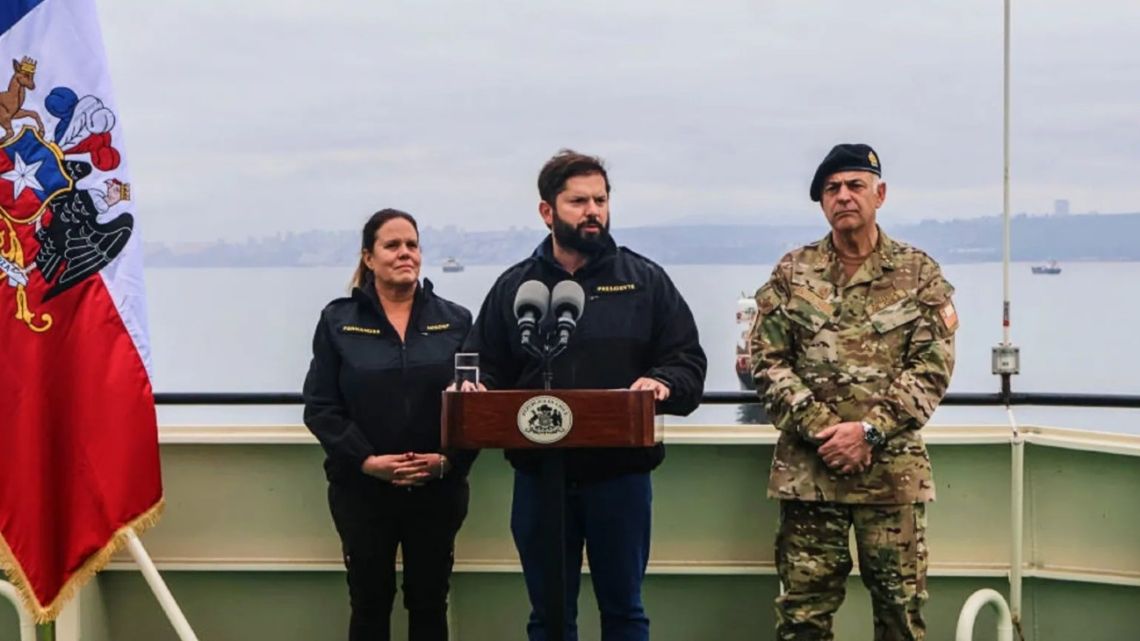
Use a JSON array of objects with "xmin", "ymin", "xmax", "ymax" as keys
[
  {"xmin": 441, "ymin": 389, "xmax": 659, "ymax": 449},
  {"xmin": 441, "ymin": 388, "xmax": 659, "ymax": 641}
]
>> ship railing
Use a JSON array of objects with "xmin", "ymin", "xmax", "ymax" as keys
[
  {"xmin": 0, "ymin": 581, "xmax": 34, "ymax": 641},
  {"xmin": 956, "ymin": 588, "xmax": 1014, "ymax": 641},
  {"xmin": 24, "ymin": 389, "xmax": 1121, "ymax": 641},
  {"xmin": 152, "ymin": 390, "xmax": 1140, "ymax": 408}
]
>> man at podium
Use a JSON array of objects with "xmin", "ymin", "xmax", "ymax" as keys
[{"xmin": 463, "ymin": 149, "xmax": 707, "ymax": 641}]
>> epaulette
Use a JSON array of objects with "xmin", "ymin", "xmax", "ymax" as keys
[
  {"xmin": 323, "ymin": 295, "xmax": 355, "ymax": 311},
  {"xmin": 618, "ymin": 246, "xmax": 666, "ymax": 272}
]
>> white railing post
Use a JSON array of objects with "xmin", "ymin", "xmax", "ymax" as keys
[
  {"xmin": 0, "ymin": 579, "xmax": 36, "ymax": 641},
  {"xmin": 1008, "ymin": 408, "xmax": 1025, "ymax": 624},
  {"xmin": 124, "ymin": 529, "xmax": 201, "ymax": 641},
  {"xmin": 956, "ymin": 588, "xmax": 1014, "ymax": 641}
]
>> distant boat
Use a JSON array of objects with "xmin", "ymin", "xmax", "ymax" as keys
[
  {"xmin": 734, "ymin": 294, "xmax": 757, "ymax": 390},
  {"xmin": 1031, "ymin": 261, "xmax": 1061, "ymax": 275},
  {"xmin": 441, "ymin": 257, "xmax": 464, "ymax": 273}
]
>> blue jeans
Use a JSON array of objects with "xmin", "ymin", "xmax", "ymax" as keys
[{"xmin": 510, "ymin": 470, "xmax": 652, "ymax": 641}]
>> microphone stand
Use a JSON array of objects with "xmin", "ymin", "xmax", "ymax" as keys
[{"xmin": 523, "ymin": 328, "xmax": 569, "ymax": 641}]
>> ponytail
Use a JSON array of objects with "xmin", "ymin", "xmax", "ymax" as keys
[{"xmin": 349, "ymin": 255, "xmax": 368, "ymax": 292}]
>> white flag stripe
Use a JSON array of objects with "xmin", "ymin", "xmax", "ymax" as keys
[{"xmin": 1, "ymin": 0, "xmax": 152, "ymax": 376}]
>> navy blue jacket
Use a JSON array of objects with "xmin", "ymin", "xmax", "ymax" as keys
[
  {"xmin": 303, "ymin": 275, "xmax": 476, "ymax": 483},
  {"xmin": 464, "ymin": 237, "xmax": 707, "ymax": 481}
]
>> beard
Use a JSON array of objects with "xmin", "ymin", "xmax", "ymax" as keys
[{"xmin": 551, "ymin": 210, "xmax": 611, "ymax": 256}]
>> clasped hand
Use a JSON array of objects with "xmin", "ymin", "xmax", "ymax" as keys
[
  {"xmin": 361, "ymin": 452, "xmax": 446, "ymax": 486},
  {"xmin": 815, "ymin": 421, "xmax": 872, "ymax": 475}
]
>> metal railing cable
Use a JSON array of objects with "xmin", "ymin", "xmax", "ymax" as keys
[{"xmin": 153, "ymin": 390, "xmax": 1140, "ymax": 408}]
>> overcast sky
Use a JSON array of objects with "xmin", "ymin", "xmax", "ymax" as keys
[{"xmin": 96, "ymin": 0, "xmax": 1140, "ymax": 242}]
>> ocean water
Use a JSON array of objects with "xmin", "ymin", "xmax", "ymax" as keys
[{"xmin": 147, "ymin": 262, "xmax": 1140, "ymax": 433}]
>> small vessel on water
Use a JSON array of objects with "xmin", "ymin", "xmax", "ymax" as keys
[
  {"xmin": 1031, "ymin": 260, "xmax": 1062, "ymax": 275},
  {"xmin": 734, "ymin": 294, "xmax": 757, "ymax": 390},
  {"xmin": 442, "ymin": 257, "xmax": 465, "ymax": 273}
]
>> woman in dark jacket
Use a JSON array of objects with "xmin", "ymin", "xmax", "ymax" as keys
[{"xmin": 303, "ymin": 208, "xmax": 477, "ymax": 641}]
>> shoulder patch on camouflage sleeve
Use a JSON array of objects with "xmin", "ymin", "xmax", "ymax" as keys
[{"xmin": 938, "ymin": 300, "xmax": 959, "ymax": 332}]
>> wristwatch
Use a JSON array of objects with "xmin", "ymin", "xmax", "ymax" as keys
[{"xmin": 861, "ymin": 421, "xmax": 884, "ymax": 447}]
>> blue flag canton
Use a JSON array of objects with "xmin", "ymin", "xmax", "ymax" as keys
[
  {"xmin": 0, "ymin": 1, "xmax": 46, "ymax": 36},
  {"xmin": 1, "ymin": 128, "xmax": 70, "ymax": 207}
]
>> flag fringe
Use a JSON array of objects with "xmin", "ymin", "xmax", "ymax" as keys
[{"xmin": 0, "ymin": 497, "xmax": 165, "ymax": 623}]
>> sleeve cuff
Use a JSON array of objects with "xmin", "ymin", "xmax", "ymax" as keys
[
  {"xmin": 797, "ymin": 402, "xmax": 842, "ymax": 442},
  {"xmin": 350, "ymin": 451, "xmax": 371, "ymax": 474},
  {"xmin": 864, "ymin": 405, "xmax": 904, "ymax": 439}
]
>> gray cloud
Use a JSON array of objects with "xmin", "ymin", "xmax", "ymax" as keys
[{"xmin": 96, "ymin": 0, "xmax": 1140, "ymax": 241}]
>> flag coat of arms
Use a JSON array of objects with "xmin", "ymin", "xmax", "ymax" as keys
[{"xmin": 0, "ymin": 0, "xmax": 162, "ymax": 621}]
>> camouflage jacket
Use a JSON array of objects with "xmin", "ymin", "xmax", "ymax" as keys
[{"xmin": 749, "ymin": 229, "xmax": 957, "ymax": 504}]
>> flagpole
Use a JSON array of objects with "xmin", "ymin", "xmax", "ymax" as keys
[
  {"xmin": 124, "ymin": 530, "xmax": 200, "ymax": 641},
  {"xmin": 997, "ymin": 2, "xmax": 1027, "ymax": 639}
]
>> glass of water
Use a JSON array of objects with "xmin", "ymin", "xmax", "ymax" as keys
[{"xmin": 454, "ymin": 353, "xmax": 480, "ymax": 387}]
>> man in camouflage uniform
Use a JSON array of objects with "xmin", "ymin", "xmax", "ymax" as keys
[{"xmin": 749, "ymin": 143, "xmax": 958, "ymax": 641}]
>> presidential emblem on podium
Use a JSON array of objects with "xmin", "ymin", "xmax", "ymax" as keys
[{"xmin": 517, "ymin": 395, "xmax": 575, "ymax": 444}]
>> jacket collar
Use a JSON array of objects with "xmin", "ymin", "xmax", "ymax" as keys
[
  {"xmin": 352, "ymin": 271, "xmax": 432, "ymax": 320},
  {"xmin": 814, "ymin": 226, "xmax": 898, "ymax": 286}
]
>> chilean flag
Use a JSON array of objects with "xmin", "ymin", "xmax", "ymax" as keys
[{"xmin": 0, "ymin": 0, "xmax": 162, "ymax": 621}]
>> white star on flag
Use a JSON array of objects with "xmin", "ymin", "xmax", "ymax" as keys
[{"xmin": 2, "ymin": 153, "xmax": 45, "ymax": 199}]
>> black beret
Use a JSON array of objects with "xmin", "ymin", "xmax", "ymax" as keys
[{"xmin": 809, "ymin": 143, "xmax": 881, "ymax": 202}]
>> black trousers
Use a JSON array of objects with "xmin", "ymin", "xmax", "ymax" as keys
[{"xmin": 328, "ymin": 477, "xmax": 469, "ymax": 641}]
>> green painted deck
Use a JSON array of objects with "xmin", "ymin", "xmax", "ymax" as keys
[{"xmin": 3, "ymin": 423, "xmax": 1137, "ymax": 640}]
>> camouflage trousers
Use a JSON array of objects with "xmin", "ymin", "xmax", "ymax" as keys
[{"xmin": 775, "ymin": 500, "xmax": 928, "ymax": 641}]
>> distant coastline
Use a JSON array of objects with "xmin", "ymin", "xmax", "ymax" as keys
[{"xmin": 143, "ymin": 212, "xmax": 1140, "ymax": 268}]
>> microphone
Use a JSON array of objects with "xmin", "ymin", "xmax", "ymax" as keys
[
  {"xmin": 550, "ymin": 280, "xmax": 586, "ymax": 346},
  {"xmin": 513, "ymin": 280, "xmax": 550, "ymax": 347}
]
